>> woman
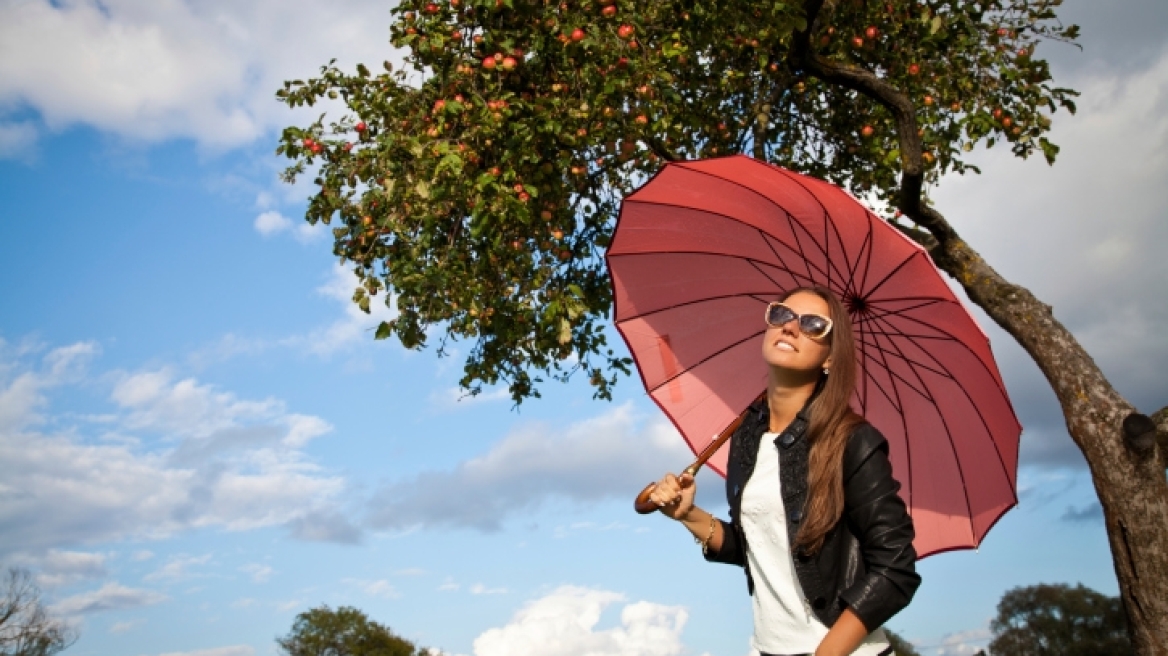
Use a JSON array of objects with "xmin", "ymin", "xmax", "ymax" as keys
[{"xmin": 649, "ymin": 286, "xmax": 920, "ymax": 656}]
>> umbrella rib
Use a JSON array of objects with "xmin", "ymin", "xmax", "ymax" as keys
[
  {"xmin": 853, "ymin": 311, "xmax": 915, "ymax": 512},
  {"xmin": 864, "ymin": 311, "xmax": 1007, "ymax": 534},
  {"xmin": 860, "ymin": 250, "xmax": 933, "ymax": 302},
  {"xmin": 861, "ymin": 313, "xmax": 975, "ymax": 528},
  {"xmin": 757, "ymin": 230, "xmax": 833, "ymax": 288},
  {"xmin": 612, "ymin": 289, "xmax": 774, "ymax": 324},
  {"xmin": 865, "ymin": 311, "xmax": 1016, "ymax": 503}
]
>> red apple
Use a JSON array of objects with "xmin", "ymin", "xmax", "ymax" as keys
[
  {"xmin": 490, "ymin": 167, "xmax": 501, "ymax": 176},
  {"xmin": 923, "ymin": 95, "xmax": 934, "ymax": 106},
  {"xmin": 424, "ymin": 3, "xmax": 438, "ymax": 14},
  {"xmin": 865, "ymin": 26, "xmax": 878, "ymax": 39},
  {"xmin": 482, "ymin": 56, "xmax": 496, "ymax": 69},
  {"xmin": 602, "ymin": 5, "xmax": 616, "ymax": 17},
  {"xmin": 571, "ymin": 28, "xmax": 585, "ymax": 41},
  {"xmin": 616, "ymin": 56, "xmax": 628, "ymax": 68},
  {"xmin": 501, "ymin": 56, "xmax": 518, "ymax": 70},
  {"xmin": 617, "ymin": 24, "xmax": 634, "ymax": 39},
  {"xmin": 907, "ymin": 63, "xmax": 920, "ymax": 75},
  {"xmin": 434, "ymin": 99, "xmax": 446, "ymax": 112},
  {"xmin": 552, "ymin": 229, "xmax": 564, "ymax": 240},
  {"xmin": 513, "ymin": 183, "xmax": 525, "ymax": 193},
  {"xmin": 992, "ymin": 107, "xmax": 1003, "ymax": 119},
  {"xmin": 518, "ymin": 192, "xmax": 530, "ymax": 203},
  {"xmin": 861, "ymin": 125, "xmax": 874, "ymax": 138},
  {"xmin": 635, "ymin": 114, "xmax": 648, "ymax": 125},
  {"xmin": 302, "ymin": 137, "xmax": 315, "ymax": 147},
  {"xmin": 355, "ymin": 122, "xmax": 367, "ymax": 132},
  {"xmin": 852, "ymin": 36, "xmax": 864, "ymax": 48}
]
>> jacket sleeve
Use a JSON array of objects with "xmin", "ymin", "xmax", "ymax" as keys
[
  {"xmin": 703, "ymin": 519, "xmax": 745, "ymax": 567},
  {"xmin": 838, "ymin": 424, "xmax": 921, "ymax": 631}
]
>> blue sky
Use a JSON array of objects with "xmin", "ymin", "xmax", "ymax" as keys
[{"xmin": 1, "ymin": 1, "xmax": 1166, "ymax": 655}]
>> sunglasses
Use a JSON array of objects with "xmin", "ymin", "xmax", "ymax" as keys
[{"xmin": 764, "ymin": 302, "xmax": 834, "ymax": 339}]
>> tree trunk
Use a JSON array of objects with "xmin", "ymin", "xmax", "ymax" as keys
[
  {"xmin": 930, "ymin": 236, "xmax": 1168, "ymax": 656},
  {"xmin": 790, "ymin": 2, "xmax": 1168, "ymax": 652}
]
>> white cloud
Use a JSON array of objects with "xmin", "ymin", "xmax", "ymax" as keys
[
  {"xmin": 472, "ymin": 586, "xmax": 690, "ymax": 656},
  {"xmin": 366, "ymin": 404, "xmax": 696, "ymax": 532},
  {"xmin": 254, "ymin": 211, "xmax": 325, "ymax": 243},
  {"xmin": 19, "ymin": 549, "xmax": 108, "ymax": 587},
  {"xmin": 254, "ymin": 210, "xmax": 293, "ymax": 236},
  {"xmin": 131, "ymin": 550, "xmax": 155, "ymax": 562},
  {"xmin": 52, "ymin": 582, "xmax": 167, "ymax": 615},
  {"xmin": 469, "ymin": 583, "xmax": 508, "ymax": 595},
  {"xmin": 921, "ymin": 627, "xmax": 993, "ymax": 656},
  {"xmin": 155, "ymin": 647, "xmax": 256, "ymax": 656},
  {"xmin": 0, "ymin": 342, "xmax": 353, "ymax": 556},
  {"xmin": 345, "ymin": 578, "xmax": 399, "ymax": 598},
  {"xmin": 0, "ymin": 0, "xmax": 401, "ymax": 150},
  {"xmin": 109, "ymin": 619, "xmax": 143, "ymax": 634},
  {"xmin": 239, "ymin": 563, "xmax": 273, "ymax": 584},
  {"xmin": 145, "ymin": 554, "xmax": 213, "ymax": 583}
]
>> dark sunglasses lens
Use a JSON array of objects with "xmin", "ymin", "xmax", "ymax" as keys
[
  {"xmin": 800, "ymin": 315, "xmax": 830, "ymax": 337},
  {"xmin": 767, "ymin": 304, "xmax": 795, "ymax": 326}
]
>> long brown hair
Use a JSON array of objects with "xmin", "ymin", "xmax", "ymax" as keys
[{"xmin": 779, "ymin": 286, "xmax": 862, "ymax": 555}]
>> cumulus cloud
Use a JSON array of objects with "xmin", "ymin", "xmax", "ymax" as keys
[
  {"xmin": 0, "ymin": 342, "xmax": 355, "ymax": 556},
  {"xmin": 0, "ymin": 0, "xmax": 401, "ymax": 149},
  {"xmin": 254, "ymin": 211, "xmax": 325, "ymax": 243},
  {"xmin": 365, "ymin": 404, "xmax": 700, "ymax": 532},
  {"xmin": 931, "ymin": 45, "xmax": 1168, "ymax": 469},
  {"xmin": 52, "ymin": 582, "xmax": 168, "ymax": 615},
  {"xmin": 472, "ymin": 586, "xmax": 691, "ymax": 656},
  {"xmin": 18, "ymin": 549, "xmax": 109, "ymax": 587}
]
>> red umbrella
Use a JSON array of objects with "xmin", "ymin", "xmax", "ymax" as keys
[{"xmin": 607, "ymin": 155, "xmax": 1020, "ymax": 558}]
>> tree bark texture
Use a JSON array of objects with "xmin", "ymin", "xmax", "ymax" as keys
[{"xmin": 793, "ymin": 3, "xmax": 1168, "ymax": 653}]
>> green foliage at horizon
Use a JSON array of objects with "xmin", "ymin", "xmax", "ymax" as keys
[
  {"xmin": 989, "ymin": 583, "xmax": 1132, "ymax": 655},
  {"xmin": 276, "ymin": 605, "xmax": 424, "ymax": 656},
  {"xmin": 277, "ymin": 0, "xmax": 1078, "ymax": 403}
]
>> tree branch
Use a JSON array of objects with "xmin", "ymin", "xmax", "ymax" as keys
[
  {"xmin": 790, "ymin": 0, "xmax": 958, "ymax": 248},
  {"xmin": 645, "ymin": 136, "xmax": 680, "ymax": 162}
]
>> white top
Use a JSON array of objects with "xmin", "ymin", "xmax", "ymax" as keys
[{"xmin": 742, "ymin": 432, "xmax": 892, "ymax": 655}]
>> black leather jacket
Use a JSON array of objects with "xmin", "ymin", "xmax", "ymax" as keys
[{"xmin": 704, "ymin": 399, "xmax": 920, "ymax": 632}]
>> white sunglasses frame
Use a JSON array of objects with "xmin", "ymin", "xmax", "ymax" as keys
[{"xmin": 763, "ymin": 301, "xmax": 834, "ymax": 339}]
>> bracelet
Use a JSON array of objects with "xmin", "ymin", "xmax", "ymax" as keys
[{"xmin": 694, "ymin": 515, "xmax": 716, "ymax": 555}]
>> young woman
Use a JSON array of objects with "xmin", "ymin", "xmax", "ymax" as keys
[{"xmin": 648, "ymin": 286, "xmax": 920, "ymax": 656}]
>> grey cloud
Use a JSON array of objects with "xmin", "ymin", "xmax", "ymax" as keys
[
  {"xmin": 931, "ymin": 46, "xmax": 1168, "ymax": 470},
  {"xmin": 166, "ymin": 425, "xmax": 283, "ymax": 466},
  {"xmin": 365, "ymin": 404, "xmax": 702, "ymax": 532},
  {"xmin": 1061, "ymin": 501, "xmax": 1104, "ymax": 523},
  {"xmin": 51, "ymin": 582, "xmax": 167, "ymax": 615},
  {"xmin": 287, "ymin": 509, "xmax": 363, "ymax": 545},
  {"xmin": 1045, "ymin": 0, "xmax": 1168, "ymax": 77}
]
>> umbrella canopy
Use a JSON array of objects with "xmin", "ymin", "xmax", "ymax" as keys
[{"xmin": 606, "ymin": 155, "xmax": 1020, "ymax": 558}]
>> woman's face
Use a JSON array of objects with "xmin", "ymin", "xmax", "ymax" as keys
[{"xmin": 761, "ymin": 291, "xmax": 834, "ymax": 374}]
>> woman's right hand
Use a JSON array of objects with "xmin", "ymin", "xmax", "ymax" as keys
[{"xmin": 648, "ymin": 472, "xmax": 697, "ymax": 521}]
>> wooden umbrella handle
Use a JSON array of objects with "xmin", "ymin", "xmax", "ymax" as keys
[{"xmin": 633, "ymin": 397, "xmax": 759, "ymax": 514}]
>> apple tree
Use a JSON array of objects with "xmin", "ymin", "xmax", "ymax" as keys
[{"xmin": 276, "ymin": 0, "xmax": 1168, "ymax": 650}]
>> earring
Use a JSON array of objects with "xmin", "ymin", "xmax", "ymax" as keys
[{"xmin": 823, "ymin": 368, "xmax": 830, "ymax": 376}]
